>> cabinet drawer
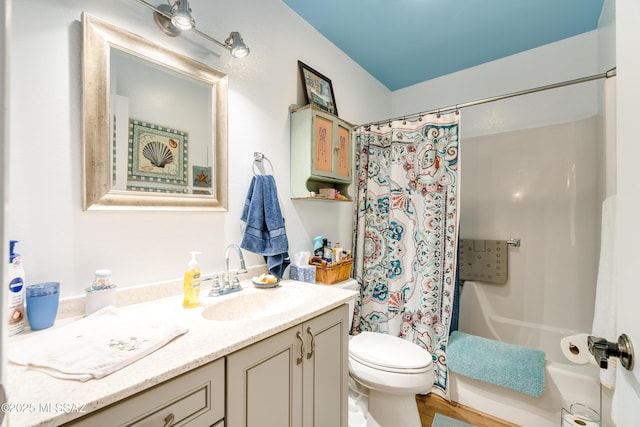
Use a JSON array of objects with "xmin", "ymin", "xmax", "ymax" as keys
[{"xmin": 65, "ymin": 359, "xmax": 224, "ymax": 427}]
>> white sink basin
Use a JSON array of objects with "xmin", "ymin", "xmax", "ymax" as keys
[{"xmin": 201, "ymin": 286, "xmax": 311, "ymax": 322}]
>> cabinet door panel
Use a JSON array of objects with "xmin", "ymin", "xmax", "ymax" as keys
[
  {"xmin": 246, "ymin": 349, "xmax": 292, "ymax": 426},
  {"xmin": 303, "ymin": 305, "xmax": 349, "ymax": 427},
  {"xmin": 336, "ymin": 124, "xmax": 350, "ymax": 179},
  {"xmin": 227, "ymin": 327, "xmax": 302, "ymax": 427},
  {"xmin": 313, "ymin": 115, "xmax": 333, "ymax": 174}
]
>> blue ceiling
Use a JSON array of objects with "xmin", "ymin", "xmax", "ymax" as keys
[{"xmin": 282, "ymin": 0, "xmax": 605, "ymax": 91}]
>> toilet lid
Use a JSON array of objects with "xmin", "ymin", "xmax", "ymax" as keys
[{"xmin": 349, "ymin": 332, "xmax": 433, "ymax": 374}]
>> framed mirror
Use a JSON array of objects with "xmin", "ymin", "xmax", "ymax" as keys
[{"xmin": 82, "ymin": 13, "xmax": 228, "ymax": 211}]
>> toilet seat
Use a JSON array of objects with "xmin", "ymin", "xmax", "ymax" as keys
[
  {"xmin": 349, "ymin": 353, "xmax": 435, "ymax": 396},
  {"xmin": 349, "ymin": 332, "xmax": 432, "ymax": 374}
]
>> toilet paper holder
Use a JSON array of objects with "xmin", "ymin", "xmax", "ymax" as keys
[
  {"xmin": 587, "ymin": 333, "xmax": 634, "ymax": 371},
  {"xmin": 561, "ymin": 403, "xmax": 600, "ymax": 427}
]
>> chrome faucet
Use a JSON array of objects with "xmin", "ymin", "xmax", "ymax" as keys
[
  {"xmin": 208, "ymin": 244, "xmax": 248, "ymax": 297},
  {"xmin": 224, "ymin": 243, "xmax": 248, "ymax": 287}
]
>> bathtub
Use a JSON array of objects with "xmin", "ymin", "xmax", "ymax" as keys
[{"xmin": 450, "ymin": 281, "xmax": 612, "ymax": 427}]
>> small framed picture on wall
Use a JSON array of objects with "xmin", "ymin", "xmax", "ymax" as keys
[{"xmin": 298, "ymin": 61, "xmax": 338, "ymax": 116}]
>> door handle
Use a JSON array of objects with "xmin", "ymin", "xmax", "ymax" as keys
[
  {"xmin": 306, "ymin": 327, "xmax": 316, "ymax": 359},
  {"xmin": 163, "ymin": 413, "xmax": 175, "ymax": 427},
  {"xmin": 296, "ymin": 331, "xmax": 305, "ymax": 365},
  {"xmin": 587, "ymin": 333, "xmax": 634, "ymax": 371}
]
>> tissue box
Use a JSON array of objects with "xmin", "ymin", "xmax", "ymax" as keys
[{"xmin": 290, "ymin": 264, "xmax": 316, "ymax": 283}]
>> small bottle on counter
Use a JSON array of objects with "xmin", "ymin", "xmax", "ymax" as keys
[
  {"xmin": 92, "ymin": 269, "xmax": 112, "ymax": 290},
  {"xmin": 323, "ymin": 240, "xmax": 333, "ymax": 264},
  {"xmin": 314, "ymin": 236, "xmax": 324, "ymax": 257},
  {"xmin": 8, "ymin": 240, "xmax": 25, "ymax": 336},
  {"xmin": 333, "ymin": 242, "xmax": 343, "ymax": 262}
]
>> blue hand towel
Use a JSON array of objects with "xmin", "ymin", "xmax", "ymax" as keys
[{"xmin": 240, "ymin": 175, "xmax": 290, "ymax": 278}]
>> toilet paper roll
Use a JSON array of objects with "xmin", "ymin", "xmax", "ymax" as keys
[
  {"xmin": 560, "ymin": 334, "xmax": 594, "ymax": 365},
  {"xmin": 561, "ymin": 413, "xmax": 599, "ymax": 427}
]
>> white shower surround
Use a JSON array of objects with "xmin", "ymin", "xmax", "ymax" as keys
[
  {"xmin": 451, "ymin": 117, "xmax": 609, "ymax": 426},
  {"xmin": 459, "ymin": 117, "xmax": 603, "ymax": 334}
]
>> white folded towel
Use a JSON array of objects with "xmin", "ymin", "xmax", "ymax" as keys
[{"xmin": 9, "ymin": 306, "xmax": 188, "ymax": 381}]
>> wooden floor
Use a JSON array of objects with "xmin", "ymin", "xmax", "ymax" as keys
[{"xmin": 416, "ymin": 394, "xmax": 520, "ymax": 427}]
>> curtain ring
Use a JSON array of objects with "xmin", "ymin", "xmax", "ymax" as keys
[
  {"xmin": 402, "ymin": 115, "xmax": 407, "ymax": 125},
  {"xmin": 418, "ymin": 113, "xmax": 423, "ymax": 122},
  {"xmin": 455, "ymin": 105, "xmax": 460, "ymax": 115},
  {"xmin": 437, "ymin": 109, "xmax": 441, "ymax": 118}
]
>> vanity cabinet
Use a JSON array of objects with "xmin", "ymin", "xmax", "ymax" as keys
[
  {"xmin": 64, "ymin": 358, "xmax": 225, "ymax": 427},
  {"xmin": 226, "ymin": 304, "xmax": 349, "ymax": 427},
  {"xmin": 290, "ymin": 105, "xmax": 353, "ymax": 200}
]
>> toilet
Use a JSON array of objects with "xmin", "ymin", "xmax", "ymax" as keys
[{"xmin": 336, "ymin": 279, "xmax": 434, "ymax": 427}]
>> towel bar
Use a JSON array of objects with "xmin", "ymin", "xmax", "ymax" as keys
[
  {"xmin": 507, "ymin": 238, "xmax": 521, "ymax": 247},
  {"xmin": 252, "ymin": 152, "xmax": 274, "ymax": 175}
]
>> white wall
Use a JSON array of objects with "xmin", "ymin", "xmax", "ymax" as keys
[
  {"xmin": 390, "ymin": 30, "xmax": 600, "ymax": 138},
  {"xmin": 598, "ymin": 0, "xmax": 616, "ymax": 73},
  {"xmin": 9, "ymin": 0, "xmax": 390, "ymax": 297},
  {"xmin": 598, "ymin": 0, "xmax": 617, "ymax": 198}
]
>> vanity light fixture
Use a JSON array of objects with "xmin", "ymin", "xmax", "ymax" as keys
[
  {"xmin": 169, "ymin": 0, "xmax": 195, "ymax": 30},
  {"xmin": 135, "ymin": 0, "xmax": 250, "ymax": 58},
  {"xmin": 225, "ymin": 32, "xmax": 250, "ymax": 58}
]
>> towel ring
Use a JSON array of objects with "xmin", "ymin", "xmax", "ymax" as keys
[{"xmin": 252, "ymin": 152, "xmax": 274, "ymax": 176}]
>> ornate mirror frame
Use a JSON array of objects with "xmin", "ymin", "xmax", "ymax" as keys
[{"xmin": 82, "ymin": 13, "xmax": 228, "ymax": 211}]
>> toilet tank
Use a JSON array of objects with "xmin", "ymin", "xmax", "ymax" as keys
[{"xmin": 331, "ymin": 279, "xmax": 358, "ymax": 330}]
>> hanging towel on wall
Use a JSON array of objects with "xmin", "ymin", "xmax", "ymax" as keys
[
  {"xmin": 241, "ymin": 174, "xmax": 290, "ymax": 278},
  {"xmin": 459, "ymin": 239, "xmax": 508, "ymax": 284},
  {"xmin": 591, "ymin": 195, "xmax": 617, "ymax": 389}
]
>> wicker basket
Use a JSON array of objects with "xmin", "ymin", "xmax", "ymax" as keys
[{"xmin": 309, "ymin": 256, "xmax": 354, "ymax": 284}]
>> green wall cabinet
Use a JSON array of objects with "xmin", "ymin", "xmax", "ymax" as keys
[{"xmin": 290, "ymin": 105, "xmax": 353, "ymax": 200}]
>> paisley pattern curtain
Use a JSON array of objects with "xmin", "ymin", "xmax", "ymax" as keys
[{"xmin": 351, "ymin": 112, "xmax": 460, "ymax": 398}]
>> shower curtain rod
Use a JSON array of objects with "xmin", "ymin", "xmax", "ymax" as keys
[{"xmin": 356, "ymin": 67, "xmax": 617, "ymax": 129}]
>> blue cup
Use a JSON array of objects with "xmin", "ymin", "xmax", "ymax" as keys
[{"xmin": 26, "ymin": 282, "xmax": 60, "ymax": 331}]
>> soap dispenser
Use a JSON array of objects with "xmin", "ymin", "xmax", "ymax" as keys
[{"xmin": 183, "ymin": 251, "xmax": 202, "ymax": 308}]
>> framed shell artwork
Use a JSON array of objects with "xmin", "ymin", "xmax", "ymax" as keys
[{"xmin": 128, "ymin": 119, "xmax": 188, "ymax": 186}]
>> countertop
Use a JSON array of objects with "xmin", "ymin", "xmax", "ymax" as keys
[{"xmin": 6, "ymin": 279, "xmax": 358, "ymax": 426}]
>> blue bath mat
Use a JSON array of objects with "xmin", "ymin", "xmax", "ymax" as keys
[
  {"xmin": 432, "ymin": 413, "xmax": 476, "ymax": 427},
  {"xmin": 447, "ymin": 331, "xmax": 545, "ymax": 397}
]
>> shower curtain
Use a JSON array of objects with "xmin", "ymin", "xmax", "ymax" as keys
[{"xmin": 352, "ymin": 112, "xmax": 460, "ymax": 398}]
